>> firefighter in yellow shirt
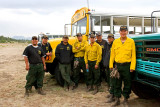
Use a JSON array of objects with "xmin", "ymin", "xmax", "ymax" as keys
[
  {"xmin": 85, "ymin": 34, "xmax": 102, "ymax": 95},
  {"xmin": 72, "ymin": 33, "xmax": 89, "ymax": 90},
  {"xmin": 109, "ymin": 26, "xmax": 136, "ymax": 106}
]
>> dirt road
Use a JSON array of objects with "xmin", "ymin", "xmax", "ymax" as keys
[{"xmin": 0, "ymin": 43, "xmax": 160, "ymax": 107}]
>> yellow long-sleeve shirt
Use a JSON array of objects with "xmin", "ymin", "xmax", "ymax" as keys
[
  {"xmin": 109, "ymin": 37, "xmax": 136, "ymax": 70},
  {"xmin": 84, "ymin": 42, "xmax": 102, "ymax": 65},
  {"xmin": 72, "ymin": 40, "xmax": 89, "ymax": 57}
]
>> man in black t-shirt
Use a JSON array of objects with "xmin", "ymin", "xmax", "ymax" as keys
[
  {"xmin": 38, "ymin": 35, "xmax": 52, "ymax": 72},
  {"xmin": 23, "ymin": 36, "xmax": 46, "ymax": 97}
]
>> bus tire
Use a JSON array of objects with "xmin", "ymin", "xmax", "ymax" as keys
[
  {"xmin": 132, "ymin": 81, "xmax": 159, "ymax": 99},
  {"xmin": 55, "ymin": 64, "xmax": 64, "ymax": 87}
]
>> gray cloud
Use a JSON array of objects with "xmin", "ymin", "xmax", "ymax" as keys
[
  {"xmin": 0, "ymin": 0, "xmax": 160, "ymax": 14},
  {"xmin": 1, "ymin": 0, "xmax": 160, "ymax": 37}
]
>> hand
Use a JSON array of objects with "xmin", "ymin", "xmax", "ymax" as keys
[
  {"xmin": 46, "ymin": 52, "xmax": 52, "ymax": 56},
  {"xmin": 95, "ymin": 65, "xmax": 98, "ymax": 69},
  {"xmin": 26, "ymin": 65, "xmax": 29, "ymax": 71},
  {"xmin": 86, "ymin": 64, "xmax": 88, "ymax": 69},
  {"xmin": 44, "ymin": 65, "xmax": 46, "ymax": 71},
  {"xmin": 130, "ymin": 69, "xmax": 134, "ymax": 72},
  {"xmin": 110, "ymin": 68, "xmax": 113, "ymax": 71}
]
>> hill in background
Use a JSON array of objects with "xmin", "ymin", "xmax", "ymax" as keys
[{"xmin": 0, "ymin": 35, "xmax": 30, "ymax": 43}]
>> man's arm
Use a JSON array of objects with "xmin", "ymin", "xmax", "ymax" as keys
[
  {"xmin": 70, "ymin": 46, "xmax": 74, "ymax": 61},
  {"xmin": 79, "ymin": 41, "xmax": 89, "ymax": 51},
  {"xmin": 130, "ymin": 40, "xmax": 136, "ymax": 72},
  {"xmin": 46, "ymin": 43, "xmax": 52, "ymax": 56},
  {"xmin": 72, "ymin": 42, "xmax": 80, "ymax": 53},
  {"xmin": 55, "ymin": 45, "xmax": 61, "ymax": 61},
  {"xmin": 41, "ymin": 57, "xmax": 46, "ymax": 70},
  {"xmin": 84, "ymin": 47, "xmax": 88, "ymax": 69},
  {"xmin": 109, "ymin": 41, "xmax": 115, "ymax": 70},
  {"xmin": 95, "ymin": 45, "xmax": 102, "ymax": 69},
  {"xmin": 24, "ymin": 56, "xmax": 29, "ymax": 71}
]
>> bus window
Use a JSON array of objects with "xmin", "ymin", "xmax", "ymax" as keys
[
  {"xmin": 144, "ymin": 27, "xmax": 151, "ymax": 34},
  {"xmin": 114, "ymin": 26, "xmax": 121, "ymax": 34},
  {"xmin": 144, "ymin": 18, "xmax": 151, "ymax": 34},
  {"xmin": 129, "ymin": 27, "xmax": 135, "ymax": 34},
  {"xmin": 72, "ymin": 22, "xmax": 77, "ymax": 36},
  {"xmin": 101, "ymin": 16, "xmax": 110, "ymax": 34},
  {"xmin": 72, "ymin": 17, "xmax": 87, "ymax": 36},
  {"xmin": 113, "ymin": 17, "xmax": 127, "ymax": 25},
  {"xmin": 129, "ymin": 17, "xmax": 142, "ymax": 34},
  {"xmin": 135, "ymin": 27, "xmax": 142, "ymax": 34},
  {"xmin": 113, "ymin": 17, "xmax": 127, "ymax": 34},
  {"xmin": 92, "ymin": 16, "xmax": 101, "ymax": 32}
]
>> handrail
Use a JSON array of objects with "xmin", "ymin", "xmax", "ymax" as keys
[{"xmin": 151, "ymin": 10, "xmax": 160, "ymax": 33}]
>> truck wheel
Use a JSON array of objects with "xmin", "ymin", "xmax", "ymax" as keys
[
  {"xmin": 132, "ymin": 81, "xmax": 159, "ymax": 99},
  {"xmin": 55, "ymin": 64, "xmax": 64, "ymax": 87}
]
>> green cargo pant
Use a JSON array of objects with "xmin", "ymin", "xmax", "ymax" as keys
[
  {"xmin": 73, "ymin": 57, "xmax": 88, "ymax": 86},
  {"xmin": 108, "ymin": 69, "xmax": 116, "ymax": 95},
  {"xmin": 25, "ymin": 63, "xmax": 44, "ymax": 90},
  {"xmin": 99, "ymin": 61, "xmax": 106, "ymax": 84},
  {"xmin": 59, "ymin": 63, "xmax": 74, "ymax": 87},
  {"xmin": 88, "ymin": 61, "xmax": 100, "ymax": 86},
  {"xmin": 105, "ymin": 67, "xmax": 110, "ymax": 87},
  {"xmin": 114, "ymin": 63, "xmax": 131, "ymax": 99}
]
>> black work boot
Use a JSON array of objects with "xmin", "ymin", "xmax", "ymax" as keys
[
  {"xmin": 37, "ymin": 88, "xmax": 46, "ymax": 95},
  {"xmin": 111, "ymin": 97, "xmax": 120, "ymax": 107},
  {"xmin": 86, "ymin": 85, "xmax": 93, "ymax": 92},
  {"xmin": 64, "ymin": 86, "xmax": 69, "ymax": 91},
  {"xmin": 106, "ymin": 94, "xmax": 111, "ymax": 98},
  {"xmin": 72, "ymin": 84, "xmax": 78, "ymax": 90},
  {"xmin": 24, "ymin": 89, "xmax": 29, "ymax": 97},
  {"xmin": 123, "ymin": 98, "xmax": 128, "ymax": 106},
  {"xmin": 106, "ymin": 94, "xmax": 115, "ymax": 103},
  {"xmin": 69, "ymin": 82, "xmax": 75, "ymax": 90},
  {"xmin": 92, "ymin": 86, "xmax": 98, "ymax": 95},
  {"xmin": 29, "ymin": 88, "xmax": 32, "ymax": 93}
]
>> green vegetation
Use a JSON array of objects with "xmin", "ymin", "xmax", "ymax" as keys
[{"xmin": 0, "ymin": 35, "xmax": 30, "ymax": 43}]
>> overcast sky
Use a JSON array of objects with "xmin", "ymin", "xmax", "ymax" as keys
[{"xmin": 0, "ymin": 0, "xmax": 160, "ymax": 37}]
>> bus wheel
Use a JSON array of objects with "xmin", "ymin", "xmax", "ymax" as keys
[
  {"xmin": 132, "ymin": 81, "xmax": 159, "ymax": 99},
  {"xmin": 55, "ymin": 64, "xmax": 64, "ymax": 87}
]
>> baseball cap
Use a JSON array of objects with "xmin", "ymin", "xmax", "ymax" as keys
[
  {"xmin": 76, "ymin": 33, "xmax": 82, "ymax": 37},
  {"xmin": 63, "ymin": 35, "xmax": 69, "ymax": 39},
  {"xmin": 90, "ymin": 34, "xmax": 96, "ymax": 38},
  {"xmin": 32, "ymin": 36, "xmax": 37, "ymax": 40},
  {"xmin": 96, "ymin": 32, "xmax": 102, "ymax": 36},
  {"xmin": 108, "ymin": 34, "xmax": 114, "ymax": 38},
  {"xmin": 42, "ymin": 35, "xmax": 48, "ymax": 39},
  {"xmin": 120, "ymin": 25, "xmax": 128, "ymax": 31}
]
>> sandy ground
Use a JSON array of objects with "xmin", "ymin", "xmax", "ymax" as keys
[{"xmin": 0, "ymin": 43, "xmax": 160, "ymax": 107}]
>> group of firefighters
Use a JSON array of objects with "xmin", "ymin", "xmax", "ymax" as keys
[{"xmin": 23, "ymin": 25, "xmax": 136, "ymax": 106}]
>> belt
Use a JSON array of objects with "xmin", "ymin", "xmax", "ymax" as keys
[
  {"xmin": 75, "ymin": 57, "xmax": 84, "ymax": 59},
  {"xmin": 30, "ymin": 63, "xmax": 42, "ymax": 66},
  {"xmin": 115, "ymin": 62, "xmax": 131, "ymax": 66}
]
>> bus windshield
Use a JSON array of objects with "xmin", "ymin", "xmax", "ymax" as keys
[{"xmin": 72, "ymin": 17, "xmax": 87, "ymax": 36}]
